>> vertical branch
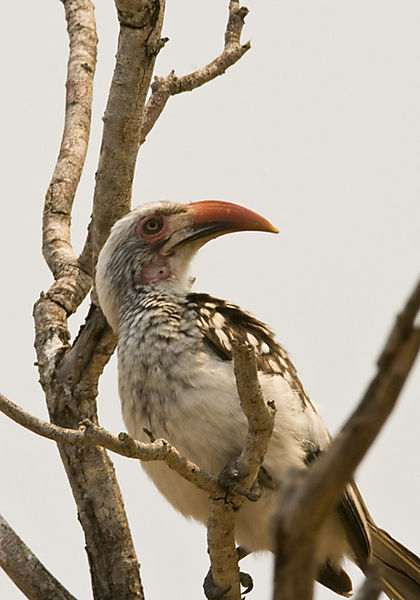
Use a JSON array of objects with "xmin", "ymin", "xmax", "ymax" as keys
[
  {"xmin": 91, "ymin": 0, "xmax": 166, "ymax": 267},
  {"xmin": 353, "ymin": 568, "xmax": 383, "ymax": 600},
  {"xmin": 43, "ymin": 0, "xmax": 96, "ymax": 312},
  {"xmin": 207, "ymin": 502, "xmax": 241, "ymax": 600},
  {"xmin": 206, "ymin": 342, "xmax": 275, "ymax": 600},
  {"xmin": 49, "ymin": 6, "xmax": 167, "ymax": 589},
  {"xmin": 33, "ymin": 1, "xmax": 166, "ymax": 598}
]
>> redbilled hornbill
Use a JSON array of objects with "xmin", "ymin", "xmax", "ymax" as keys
[{"xmin": 96, "ymin": 200, "xmax": 420, "ymax": 599}]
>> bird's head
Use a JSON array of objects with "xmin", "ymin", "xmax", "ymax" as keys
[{"xmin": 96, "ymin": 200, "xmax": 278, "ymax": 331}]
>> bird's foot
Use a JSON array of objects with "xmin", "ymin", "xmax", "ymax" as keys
[
  {"xmin": 203, "ymin": 569, "xmax": 231, "ymax": 599},
  {"xmin": 218, "ymin": 457, "xmax": 261, "ymax": 501},
  {"xmin": 203, "ymin": 568, "xmax": 254, "ymax": 599}
]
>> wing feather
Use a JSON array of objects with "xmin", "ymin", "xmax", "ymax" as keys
[{"xmin": 187, "ymin": 292, "xmax": 312, "ymax": 410}]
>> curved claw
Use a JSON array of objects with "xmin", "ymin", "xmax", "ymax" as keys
[
  {"xmin": 234, "ymin": 483, "xmax": 261, "ymax": 502},
  {"xmin": 203, "ymin": 563, "xmax": 254, "ymax": 598},
  {"xmin": 203, "ymin": 569, "xmax": 231, "ymax": 600},
  {"xmin": 240, "ymin": 571, "xmax": 254, "ymax": 595}
]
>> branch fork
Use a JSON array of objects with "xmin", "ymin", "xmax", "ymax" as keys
[{"xmin": 140, "ymin": 1, "xmax": 250, "ymax": 144}]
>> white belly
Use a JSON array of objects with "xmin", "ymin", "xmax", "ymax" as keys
[{"xmin": 119, "ymin": 350, "xmax": 338, "ymax": 555}]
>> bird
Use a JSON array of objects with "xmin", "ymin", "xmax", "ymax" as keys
[{"xmin": 96, "ymin": 199, "xmax": 420, "ymax": 599}]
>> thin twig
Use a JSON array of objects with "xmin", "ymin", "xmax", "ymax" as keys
[
  {"xmin": 0, "ymin": 392, "xmax": 218, "ymax": 496},
  {"xmin": 0, "ymin": 515, "xmax": 76, "ymax": 600},
  {"xmin": 140, "ymin": 0, "xmax": 250, "ymax": 144},
  {"xmin": 273, "ymin": 277, "xmax": 420, "ymax": 600}
]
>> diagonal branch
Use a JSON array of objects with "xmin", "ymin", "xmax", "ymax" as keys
[
  {"xmin": 140, "ymin": 0, "xmax": 250, "ymax": 144},
  {"xmin": 0, "ymin": 515, "xmax": 76, "ymax": 600},
  {"xmin": 273, "ymin": 277, "xmax": 420, "ymax": 600},
  {"xmin": 0, "ymin": 392, "xmax": 218, "ymax": 496}
]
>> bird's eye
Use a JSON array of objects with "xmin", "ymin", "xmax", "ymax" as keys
[{"xmin": 141, "ymin": 215, "xmax": 164, "ymax": 235}]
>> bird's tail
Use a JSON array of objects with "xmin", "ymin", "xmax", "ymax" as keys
[{"xmin": 369, "ymin": 523, "xmax": 420, "ymax": 600}]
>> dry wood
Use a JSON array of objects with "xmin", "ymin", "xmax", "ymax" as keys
[
  {"xmin": 32, "ymin": 0, "xmax": 158, "ymax": 597},
  {"xmin": 141, "ymin": 0, "xmax": 250, "ymax": 144},
  {"xmin": 273, "ymin": 277, "xmax": 420, "ymax": 600},
  {"xmin": 0, "ymin": 392, "xmax": 218, "ymax": 496},
  {"xmin": 0, "ymin": 340, "xmax": 274, "ymax": 600},
  {"xmin": 43, "ymin": 0, "xmax": 96, "ymax": 312},
  {"xmin": 207, "ymin": 342, "xmax": 276, "ymax": 600},
  {"xmin": 353, "ymin": 567, "xmax": 383, "ymax": 600},
  {"xmin": 29, "ymin": 1, "xmax": 252, "ymax": 598},
  {"xmin": 0, "ymin": 515, "xmax": 76, "ymax": 600},
  {"xmin": 91, "ymin": 0, "xmax": 166, "ymax": 266}
]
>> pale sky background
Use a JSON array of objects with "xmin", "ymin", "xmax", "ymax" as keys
[{"xmin": 1, "ymin": 1, "xmax": 420, "ymax": 599}]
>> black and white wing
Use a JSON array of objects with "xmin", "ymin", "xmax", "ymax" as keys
[{"xmin": 187, "ymin": 292, "xmax": 314, "ymax": 411}]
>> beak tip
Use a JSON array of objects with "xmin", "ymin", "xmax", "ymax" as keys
[{"xmin": 188, "ymin": 200, "xmax": 279, "ymax": 236}]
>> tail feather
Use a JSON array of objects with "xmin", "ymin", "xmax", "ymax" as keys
[
  {"xmin": 338, "ymin": 483, "xmax": 420, "ymax": 599},
  {"xmin": 370, "ymin": 524, "xmax": 420, "ymax": 600}
]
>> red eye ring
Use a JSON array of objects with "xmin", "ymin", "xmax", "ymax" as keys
[{"xmin": 140, "ymin": 215, "xmax": 164, "ymax": 236}]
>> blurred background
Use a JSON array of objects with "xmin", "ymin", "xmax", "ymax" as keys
[{"xmin": 1, "ymin": 1, "xmax": 420, "ymax": 598}]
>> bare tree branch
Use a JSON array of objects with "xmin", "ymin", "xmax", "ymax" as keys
[
  {"xmin": 207, "ymin": 343, "xmax": 276, "ymax": 600},
  {"xmin": 273, "ymin": 277, "xmax": 420, "ymax": 600},
  {"xmin": 1, "ymin": 343, "xmax": 273, "ymax": 600},
  {"xmin": 90, "ymin": 0, "xmax": 166, "ymax": 268},
  {"xmin": 0, "ymin": 515, "xmax": 76, "ymax": 600},
  {"xmin": 42, "ymin": 0, "xmax": 96, "ymax": 313},
  {"xmin": 31, "ymin": 1, "xmax": 168, "ymax": 597},
  {"xmin": 206, "ymin": 502, "xmax": 240, "ymax": 600},
  {"xmin": 140, "ymin": 0, "xmax": 250, "ymax": 144},
  {"xmin": 33, "ymin": 297, "xmax": 145, "ymax": 600},
  {"xmin": 0, "ymin": 392, "xmax": 218, "ymax": 496},
  {"xmin": 3, "ymin": 1, "xmax": 259, "ymax": 598},
  {"xmin": 233, "ymin": 341, "xmax": 277, "ymax": 490}
]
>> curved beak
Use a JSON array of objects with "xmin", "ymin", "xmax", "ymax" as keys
[{"xmin": 161, "ymin": 200, "xmax": 278, "ymax": 255}]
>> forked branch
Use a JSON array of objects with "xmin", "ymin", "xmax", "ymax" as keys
[
  {"xmin": 3, "ymin": 1, "xmax": 259, "ymax": 598},
  {"xmin": 140, "ymin": 0, "xmax": 250, "ymax": 144},
  {"xmin": 0, "ymin": 342, "xmax": 273, "ymax": 600}
]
